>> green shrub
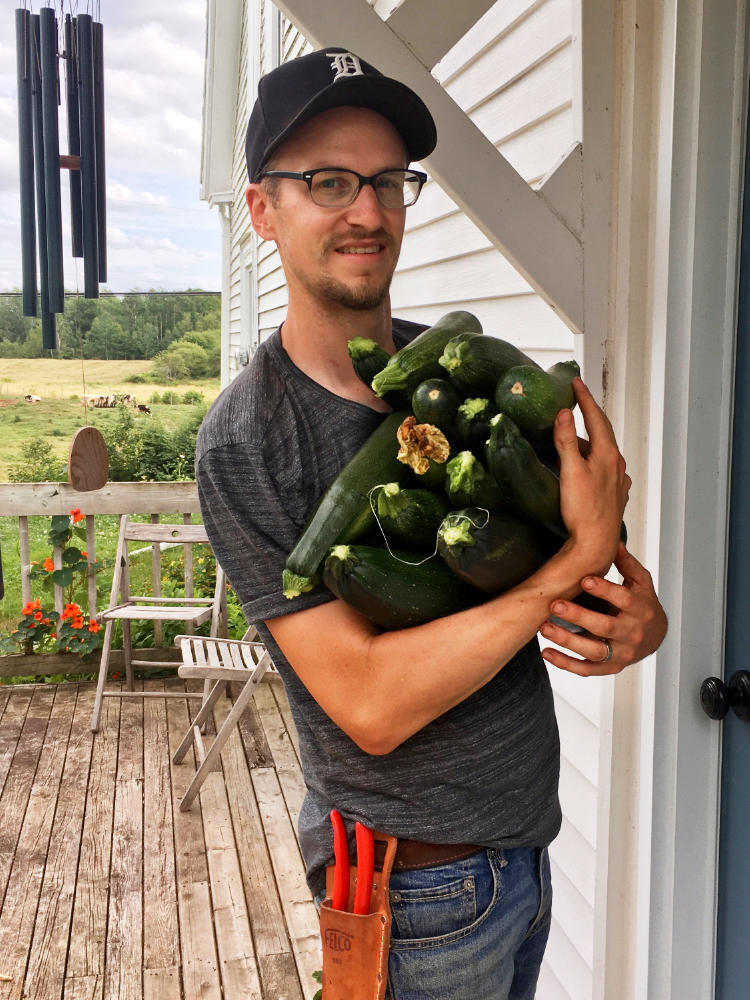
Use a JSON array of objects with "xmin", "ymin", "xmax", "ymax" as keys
[
  {"xmin": 149, "ymin": 391, "xmax": 162, "ymax": 404},
  {"xmin": 151, "ymin": 342, "xmax": 210, "ymax": 381},
  {"xmin": 95, "ymin": 403, "xmax": 205, "ymax": 481},
  {"xmin": 182, "ymin": 389, "xmax": 205, "ymax": 405},
  {"xmin": 161, "ymin": 389, "xmax": 180, "ymax": 405},
  {"xmin": 125, "ymin": 373, "xmax": 148, "ymax": 384},
  {"xmin": 8, "ymin": 435, "xmax": 66, "ymax": 482}
]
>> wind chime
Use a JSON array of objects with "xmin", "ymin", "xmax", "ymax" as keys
[{"xmin": 15, "ymin": 3, "xmax": 107, "ymax": 351}]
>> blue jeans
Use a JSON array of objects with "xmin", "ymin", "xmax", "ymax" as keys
[{"xmin": 385, "ymin": 846, "xmax": 552, "ymax": 1000}]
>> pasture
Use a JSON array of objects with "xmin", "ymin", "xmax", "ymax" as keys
[{"xmin": 0, "ymin": 358, "xmax": 221, "ymax": 480}]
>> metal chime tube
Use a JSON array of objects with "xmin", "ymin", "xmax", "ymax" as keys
[
  {"xmin": 65, "ymin": 13, "xmax": 83, "ymax": 258},
  {"xmin": 76, "ymin": 13, "xmax": 99, "ymax": 298},
  {"xmin": 39, "ymin": 6, "xmax": 64, "ymax": 315},
  {"xmin": 93, "ymin": 20, "xmax": 107, "ymax": 282},
  {"xmin": 30, "ymin": 13, "xmax": 57, "ymax": 349},
  {"xmin": 16, "ymin": 7, "xmax": 37, "ymax": 317}
]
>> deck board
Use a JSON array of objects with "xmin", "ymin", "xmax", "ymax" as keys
[{"xmin": 0, "ymin": 676, "xmax": 321, "ymax": 1000}]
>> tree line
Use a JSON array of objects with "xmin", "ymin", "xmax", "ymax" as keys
[{"xmin": 0, "ymin": 290, "xmax": 221, "ymax": 362}]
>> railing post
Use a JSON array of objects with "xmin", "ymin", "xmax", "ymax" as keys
[
  {"xmin": 18, "ymin": 515, "xmax": 31, "ymax": 608},
  {"xmin": 150, "ymin": 513, "xmax": 162, "ymax": 646},
  {"xmin": 52, "ymin": 542, "xmax": 64, "ymax": 615},
  {"xmin": 86, "ymin": 514, "xmax": 97, "ymax": 620},
  {"xmin": 183, "ymin": 512, "xmax": 194, "ymax": 635}
]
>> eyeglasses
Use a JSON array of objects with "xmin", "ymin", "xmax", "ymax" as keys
[{"xmin": 260, "ymin": 167, "xmax": 428, "ymax": 208}]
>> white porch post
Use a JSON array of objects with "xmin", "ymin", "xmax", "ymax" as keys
[{"xmin": 646, "ymin": 0, "xmax": 748, "ymax": 997}]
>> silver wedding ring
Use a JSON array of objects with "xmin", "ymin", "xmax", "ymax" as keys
[{"xmin": 602, "ymin": 640, "xmax": 613, "ymax": 663}]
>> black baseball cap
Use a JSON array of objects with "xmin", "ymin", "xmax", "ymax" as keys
[{"xmin": 245, "ymin": 47, "xmax": 437, "ymax": 182}]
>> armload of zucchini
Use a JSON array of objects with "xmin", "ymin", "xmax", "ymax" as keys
[{"xmin": 282, "ymin": 310, "xmax": 625, "ymax": 629}]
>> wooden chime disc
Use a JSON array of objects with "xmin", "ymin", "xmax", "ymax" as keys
[{"xmin": 68, "ymin": 426, "xmax": 109, "ymax": 491}]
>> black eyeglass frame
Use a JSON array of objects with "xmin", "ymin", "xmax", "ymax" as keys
[{"xmin": 260, "ymin": 167, "xmax": 428, "ymax": 208}]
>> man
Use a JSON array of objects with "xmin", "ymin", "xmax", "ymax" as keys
[{"xmin": 196, "ymin": 48, "xmax": 667, "ymax": 999}]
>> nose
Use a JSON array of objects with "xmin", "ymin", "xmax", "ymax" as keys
[{"xmin": 343, "ymin": 181, "xmax": 388, "ymax": 227}]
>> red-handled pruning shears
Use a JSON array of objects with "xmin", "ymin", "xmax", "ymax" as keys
[{"xmin": 330, "ymin": 809, "xmax": 374, "ymax": 915}]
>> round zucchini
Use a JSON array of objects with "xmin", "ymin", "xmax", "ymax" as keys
[
  {"xmin": 411, "ymin": 378, "xmax": 463, "ymax": 433},
  {"xmin": 374, "ymin": 483, "xmax": 449, "ymax": 550},
  {"xmin": 454, "ymin": 396, "xmax": 497, "ymax": 452},
  {"xmin": 494, "ymin": 359, "xmax": 580, "ymax": 435},
  {"xmin": 444, "ymin": 451, "xmax": 505, "ymax": 511},
  {"xmin": 438, "ymin": 508, "xmax": 558, "ymax": 594},
  {"xmin": 348, "ymin": 337, "xmax": 391, "ymax": 388},
  {"xmin": 323, "ymin": 544, "xmax": 476, "ymax": 629}
]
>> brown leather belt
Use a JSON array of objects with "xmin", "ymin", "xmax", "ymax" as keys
[{"xmin": 373, "ymin": 837, "xmax": 484, "ymax": 872}]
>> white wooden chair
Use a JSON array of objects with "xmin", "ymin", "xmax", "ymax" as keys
[
  {"xmin": 89, "ymin": 515, "xmax": 226, "ymax": 732},
  {"xmin": 171, "ymin": 628, "xmax": 274, "ymax": 810}
]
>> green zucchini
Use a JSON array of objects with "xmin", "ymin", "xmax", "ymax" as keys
[
  {"xmin": 438, "ymin": 334, "xmax": 540, "ymax": 395},
  {"xmin": 411, "ymin": 378, "xmax": 463, "ymax": 433},
  {"xmin": 454, "ymin": 397, "xmax": 497, "ymax": 453},
  {"xmin": 371, "ymin": 311, "xmax": 483, "ymax": 398},
  {"xmin": 444, "ymin": 451, "xmax": 505, "ymax": 511},
  {"xmin": 282, "ymin": 411, "xmax": 412, "ymax": 598},
  {"xmin": 323, "ymin": 544, "xmax": 476, "ymax": 629},
  {"xmin": 374, "ymin": 483, "xmax": 449, "ymax": 550},
  {"xmin": 494, "ymin": 359, "xmax": 580, "ymax": 434},
  {"xmin": 348, "ymin": 337, "xmax": 391, "ymax": 388},
  {"xmin": 485, "ymin": 413, "xmax": 566, "ymax": 537},
  {"xmin": 438, "ymin": 508, "xmax": 558, "ymax": 594}
]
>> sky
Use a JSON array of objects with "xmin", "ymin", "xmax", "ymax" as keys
[{"xmin": 0, "ymin": 0, "xmax": 221, "ymax": 294}]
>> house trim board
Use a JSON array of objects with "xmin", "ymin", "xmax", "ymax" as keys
[
  {"xmin": 647, "ymin": 1, "xmax": 749, "ymax": 998},
  {"xmin": 272, "ymin": 0, "xmax": 585, "ymax": 334}
]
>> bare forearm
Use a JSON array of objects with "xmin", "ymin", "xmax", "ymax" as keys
[{"xmin": 355, "ymin": 539, "xmax": 601, "ymax": 750}]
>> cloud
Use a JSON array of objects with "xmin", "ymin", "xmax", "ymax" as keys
[{"xmin": 107, "ymin": 181, "xmax": 171, "ymax": 207}]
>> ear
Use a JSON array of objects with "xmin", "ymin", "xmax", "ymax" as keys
[{"xmin": 245, "ymin": 184, "xmax": 276, "ymax": 241}]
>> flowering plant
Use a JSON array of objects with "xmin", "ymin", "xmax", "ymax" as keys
[{"xmin": 0, "ymin": 509, "xmax": 106, "ymax": 658}]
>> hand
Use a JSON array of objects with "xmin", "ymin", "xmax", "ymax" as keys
[
  {"xmin": 555, "ymin": 379, "xmax": 631, "ymax": 577},
  {"xmin": 538, "ymin": 542, "xmax": 668, "ymax": 676}
]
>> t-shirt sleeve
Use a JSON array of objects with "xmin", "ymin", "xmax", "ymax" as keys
[{"xmin": 196, "ymin": 441, "xmax": 336, "ymax": 624}]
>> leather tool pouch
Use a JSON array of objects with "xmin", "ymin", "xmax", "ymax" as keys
[{"xmin": 320, "ymin": 832, "xmax": 398, "ymax": 1000}]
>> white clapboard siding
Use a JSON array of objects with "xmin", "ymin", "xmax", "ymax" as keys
[{"xmin": 226, "ymin": 5, "xmax": 602, "ymax": 999}]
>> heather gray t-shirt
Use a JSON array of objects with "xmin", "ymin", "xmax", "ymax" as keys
[{"xmin": 195, "ymin": 321, "xmax": 562, "ymax": 898}]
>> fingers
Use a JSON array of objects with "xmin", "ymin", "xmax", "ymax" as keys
[
  {"xmin": 540, "ymin": 638, "xmax": 623, "ymax": 677},
  {"xmin": 553, "ymin": 405, "xmax": 580, "ymax": 459},
  {"xmin": 540, "ymin": 617, "xmax": 614, "ymax": 654},
  {"xmin": 613, "ymin": 541, "xmax": 655, "ymax": 587},
  {"xmin": 571, "ymin": 377, "xmax": 619, "ymax": 447}
]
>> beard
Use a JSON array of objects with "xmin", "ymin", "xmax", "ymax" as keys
[
  {"xmin": 312, "ymin": 271, "xmax": 394, "ymax": 311},
  {"xmin": 288, "ymin": 227, "xmax": 400, "ymax": 312}
]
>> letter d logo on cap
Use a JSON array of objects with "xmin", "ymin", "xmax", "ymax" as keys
[{"xmin": 327, "ymin": 51, "xmax": 364, "ymax": 81}]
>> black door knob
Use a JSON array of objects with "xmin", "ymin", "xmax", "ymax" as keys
[{"xmin": 700, "ymin": 670, "xmax": 750, "ymax": 721}]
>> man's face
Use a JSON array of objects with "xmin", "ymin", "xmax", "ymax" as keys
[{"xmin": 251, "ymin": 107, "xmax": 409, "ymax": 312}]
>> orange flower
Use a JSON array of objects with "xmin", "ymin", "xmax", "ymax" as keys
[
  {"xmin": 50, "ymin": 632, "xmax": 56, "ymax": 639},
  {"xmin": 88, "ymin": 622, "xmax": 100, "ymax": 633},
  {"xmin": 43, "ymin": 557, "xmax": 54, "ymax": 572},
  {"xmin": 42, "ymin": 618, "xmax": 51, "ymax": 625},
  {"xmin": 81, "ymin": 550, "xmax": 87, "ymax": 559},
  {"xmin": 71, "ymin": 617, "xmax": 84, "ymax": 629},
  {"xmin": 34, "ymin": 611, "xmax": 43, "ymax": 621},
  {"xmin": 22, "ymin": 599, "xmax": 41, "ymax": 615},
  {"xmin": 70, "ymin": 508, "xmax": 84, "ymax": 524}
]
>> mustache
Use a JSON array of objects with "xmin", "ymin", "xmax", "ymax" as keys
[{"xmin": 325, "ymin": 229, "xmax": 394, "ymax": 251}]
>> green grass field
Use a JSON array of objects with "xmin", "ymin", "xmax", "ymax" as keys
[{"xmin": 0, "ymin": 358, "xmax": 221, "ymax": 480}]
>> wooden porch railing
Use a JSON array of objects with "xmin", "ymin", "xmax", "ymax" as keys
[{"xmin": 0, "ymin": 481, "xmax": 221, "ymax": 678}]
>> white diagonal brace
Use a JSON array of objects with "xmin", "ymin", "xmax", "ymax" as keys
[
  {"xmin": 274, "ymin": 0, "xmax": 584, "ymax": 332},
  {"xmin": 383, "ymin": 0, "xmax": 498, "ymax": 70}
]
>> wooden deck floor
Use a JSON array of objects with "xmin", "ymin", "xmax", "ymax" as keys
[{"xmin": 0, "ymin": 674, "xmax": 322, "ymax": 1000}]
